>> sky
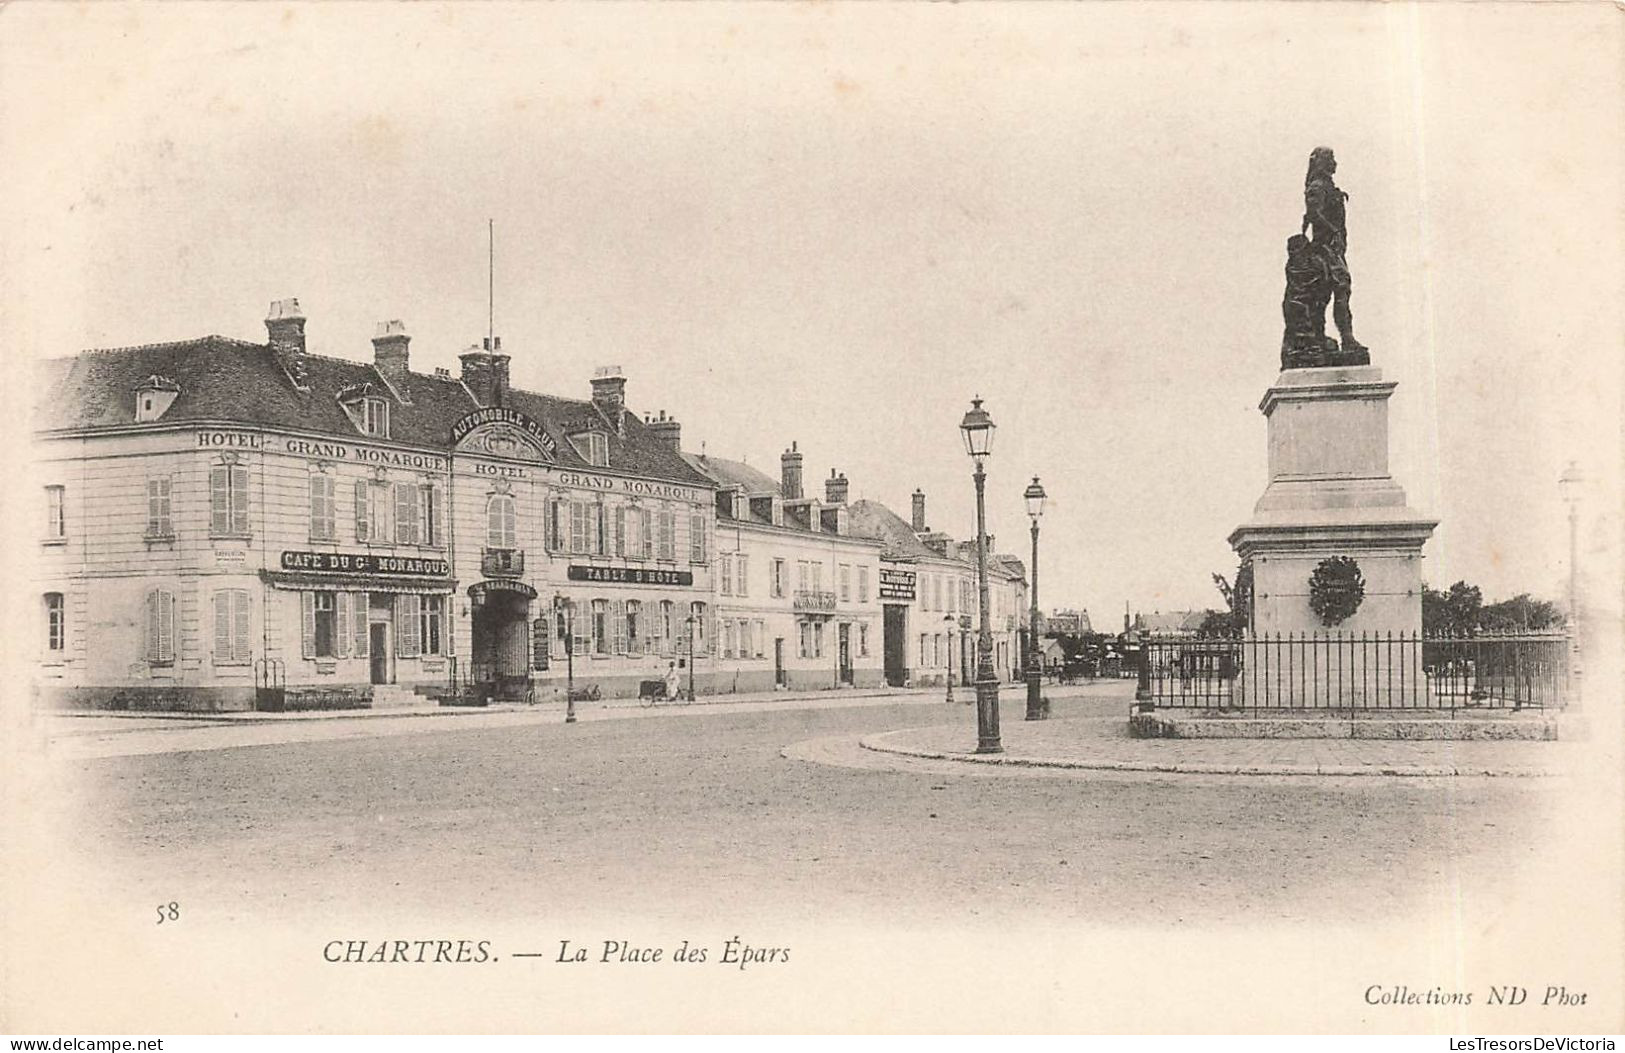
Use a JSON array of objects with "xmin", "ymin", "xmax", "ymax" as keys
[{"xmin": 4, "ymin": 2, "xmax": 1620, "ymax": 623}]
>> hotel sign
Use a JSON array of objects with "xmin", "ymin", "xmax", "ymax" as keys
[
  {"xmin": 452, "ymin": 408, "xmax": 559, "ymax": 457},
  {"xmin": 879, "ymin": 568, "xmax": 916, "ymax": 601},
  {"xmin": 280, "ymin": 551, "xmax": 450, "ymax": 577},
  {"xmin": 469, "ymin": 580, "xmax": 538, "ymax": 604},
  {"xmin": 557, "ymin": 472, "xmax": 705, "ymax": 504},
  {"xmin": 567, "ymin": 565, "xmax": 694, "ymax": 587}
]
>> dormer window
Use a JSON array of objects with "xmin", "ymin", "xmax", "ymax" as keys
[
  {"xmin": 338, "ymin": 383, "xmax": 392, "ymax": 438},
  {"xmin": 134, "ymin": 375, "xmax": 180, "ymax": 423},
  {"xmin": 362, "ymin": 398, "xmax": 390, "ymax": 438},
  {"xmin": 571, "ymin": 430, "xmax": 609, "ymax": 467}
]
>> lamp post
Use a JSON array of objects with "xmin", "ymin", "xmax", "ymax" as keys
[
  {"xmin": 684, "ymin": 614, "xmax": 697, "ymax": 702},
  {"xmin": 959, "ymin": 396, "xmax": 1002, "ymax": 754},
  {"xmin": 554, "ymin": 593, "xmax": 576, "ymax": 724},
  {"xmin": 1023, "ymin": 476, "xmax": 1047, "ymax": 720},
  {"xmin": 1558, "ymin": 461, "xmax": 1585, "ymax": 690},
  {"xmin": 943, "ymin": 613, "xmax": 957, "ymax": 704}
]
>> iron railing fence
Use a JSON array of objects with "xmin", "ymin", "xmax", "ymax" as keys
[{"xmin": 1142, "ymin": 630, "xmax": 1571, "ymax": 714}]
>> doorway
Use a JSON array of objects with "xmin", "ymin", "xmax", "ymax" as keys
[
  {"xmin": 369, "ymin": 623, "xmax": 391, "ymax": 684},
  {"xmin": 774, "ymin": 638, "xmax": 786, "ymax": 687},
  {"xmin": 883, "ymin": 604, "xmax": 907, "ymax": 686},
  {"xmin": 838, "ymin": 623, "xmax": 853, "ymax": 685}
]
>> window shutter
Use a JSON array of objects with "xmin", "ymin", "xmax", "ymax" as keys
[
  {"xmin": 430, "ymin": 486, "xmax": 445, "ymax": 546},
  {"xmin": 234, "ymin": 592, "xmax": 251, "ymax": 663},
  {"xmin": 355, "ymin": 480, "xmax": 370, "ymax": 541},
  {"xmin": 396, "ymin": 594, "xmax": 420, "ymax": 657},
  {"xmin": 210, "ymin": 467, "xmax": 229, "ymax": 534},
  {"xmin": 613, "ymin": 600, "xmax": 627, "ymax": 654},
  {"xmin": 614, "ymin": 506, "xmax": 626, "ymax": 557},
  {"xmin": 301, "ymin": 591, "xmax": 316, "ymax": 659},
  {"xmin": 213, "ymin": 592, "xmax": 230, "ymax": 661},
  {"xmin": 351, "ymin": 594, "xmax": 369, "ymax": 657},
  {"xmin": 336, "ymin": 588, "xmax": 351, "ymax": 658},
  {"xmin": 395, "ymin": 484, "xmax": 415, "ymax": 544},
  {"xmin": 230, "ymin": 467, "xmax": 249, "ymax": 534},
  {"xmin": 159, "ymin": 592, "xmax": 175, "ymax": 663}
]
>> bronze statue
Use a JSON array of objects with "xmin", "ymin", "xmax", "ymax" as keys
[{"xmin": 1282, "ymin": 147, "xmax": 1370, "ymax": 369}]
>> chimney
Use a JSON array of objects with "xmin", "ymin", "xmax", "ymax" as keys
[
  {"xmin": 912, "ymin": 489, "xmax": 927, "ymax": 532},
  {"xmin": 460, "ymin": 337, "xmax": 510, "ymax": 407},
  {"xmin": 372, "ymin": 320, "xmax": 411, "ymax": 395},
  {"xmin": 781, "ymin": 442, "xmax": 804, "ymax": 500},
  {"xmin": 591, "ymin": 365, "xmax": 627, "ymax": 429},
  {"xmin": 646, "ymin": 410, "xmax": 682, "ymax": 452},
  {"xmin": 824, "ymin": 469, "xmax": 849, "ymax": 505},
  {"xmin": 265, "ymin": 298, "xmax": 309, "ymax": 390}
]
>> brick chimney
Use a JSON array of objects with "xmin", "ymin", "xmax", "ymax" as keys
[
  {"xmin": 911, "ymin": 489, "xmax": 927, "ymax": 532},
  {"xmin": 265, "ymin": 298, "xmax": 309, "ymax": 390},
  {"xmin": 372, "ymin": 320, "xmax": 411, "ymax": 398},
  {"xmin": 646, "ymin": 410, "xmax": 682, "ymax": 452},
  {"xmin": 591, "ymin": 366, "xmax": 627, "ymax": 430},
  {"xmin": 824, "ymin": 469, "xmax": 849, "ymax": 505},
  {"xmin": 781, "ymin": 442, "xmax": 804, "ymax": 500},
  {"xmin": 459, "ymin": 337, "xmax": 510, "ymax": 407}
]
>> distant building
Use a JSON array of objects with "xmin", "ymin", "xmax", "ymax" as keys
[
  {"xmin": 1044, "ymin": 608, "xmax": 1090, "ymax": 636},
  {"xmin": 683, "ymin": 445, "xmax": 884, "ymax": 692},
  {"xmin": 847, "ymin": 490, "xmax": 1027, "ymax": 688}
]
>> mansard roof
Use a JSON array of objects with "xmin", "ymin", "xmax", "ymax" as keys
[{"xmin": 33, "ymin": 334, "xmax": 712, "ymax": 488}]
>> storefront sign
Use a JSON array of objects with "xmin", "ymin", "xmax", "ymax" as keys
[
  {"xmin": 452, "ymin": 408, "xmax": 559, "ymax": 457},
  {"xmin": 279, "ymin": 438, "xmax": 447, "ymax": 471},
  {"xmin": 557, "ymin": 472, "xmax": 704, "ymax": 504},
  {"xmin": 879, "ymin": 568, "xmax": 916, "ymax": 601},
  {"xmin": 197, "ymin": 431, "xmax": 261, "ymax": 449},
  {"xmin": 469, "ymin": 579, "xmax": 538, "ymax": 603},
  {"xmin": 279, "ymin": 551, "xmax": 450, "ymax": 577},
  {"xmin": 567, "ymin": 565, "xmax": 694, "ymax": 586}
]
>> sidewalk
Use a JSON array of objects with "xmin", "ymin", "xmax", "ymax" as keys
[
  {"xmin": 35, "ymin": 682, "xmax": 981, "ymax": 761},
  {"xmin": 860, "ymin": 709, "xmax": 1585, "ymax": 777}
]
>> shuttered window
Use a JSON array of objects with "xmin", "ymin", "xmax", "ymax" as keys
[
  {"xmin": 736, "ymin": 555, "xmax": 748, "ymax": 597},
  {"xmin": 354, "ymin": 480, "xmax": 371, "ymax": 541},
  {"xmin": 689, "ymin": 514, "xmax": 707, "ymax": 563},
  {"xmin": 212, "ymin": 590, "xmax": 252, "ymax": 665},
  {"xmin": 613, "ymin": 506, "xmax": 627, "ymax": 558},
  {"xmin": 592, "ymin": 599, "xmax": 609, "ymax": 655},
  {"xmin": 44, "ymin": 486, "xmax": 65, "ymax": 539},
  {"xmin": 395, "ymin": 483, "xmax": 419, "ymax": 544},
  {"xmin": 657, "ymin": 509, "xmax": 676, "ymax": 560},
  {"xmin": 611, "ymin": 600, "xmax": 628, "ymax": 655},
  {"xmin": 350, "ymin": 593, "xmax": 369, "ymax": 657},
  {"xmin": 309, "ymin": 475, "xmax": 336, "ymax": 540},
  {"xmin": 146, "ymin": 477, "xmax": 173, "ymax": 537},
  {"xmin": 210, "ymin": 465, "xmax": 249, "ymax": 535},
  {"xmin": 145, "ymin": 588, "xmax": 176, "ymax": 664},
  {"xmin": 569, "ymin": 501, "xmax": 589, "ymax": 554},
  {"xmin": 396, "ymin": 594, "xmax": 422, "ymax": 657}
]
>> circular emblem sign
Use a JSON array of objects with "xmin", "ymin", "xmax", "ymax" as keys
[{"xmin": 1308, "ymin": 556, "xmax": 1365, "ymax": 627}]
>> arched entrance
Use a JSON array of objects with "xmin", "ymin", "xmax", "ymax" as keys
[{"xmin": 469, "ymin": 580, "xmax": 537, "ymax": 701}]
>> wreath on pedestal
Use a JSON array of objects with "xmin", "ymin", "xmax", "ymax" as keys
[{"xmin": 1308, "ymin": 556, "xmax": 1365, "ymax": 627}]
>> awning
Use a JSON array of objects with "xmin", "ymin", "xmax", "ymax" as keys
[{"xmin": 260, "ymin": 570, "xmax": 458, "ymax": 594}]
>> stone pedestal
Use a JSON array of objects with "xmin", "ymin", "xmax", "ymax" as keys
[{"xmin": 1229, "ymin": 366, "xmax": 1438, "ymax": 638}]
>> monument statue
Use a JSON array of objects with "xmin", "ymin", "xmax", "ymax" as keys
[{"xmin": 1281, "ymin": 147, "xmax": 1370, "ymax": 369}]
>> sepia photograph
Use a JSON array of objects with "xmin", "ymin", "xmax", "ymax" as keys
[{"xmin": 2, "ymin": 1, "xmax": 1621, "ymax": 1037}]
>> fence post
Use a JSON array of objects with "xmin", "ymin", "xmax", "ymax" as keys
[{"xmin": 1134, "ymin": 638, "xmax": 1153, "ymax": 713}]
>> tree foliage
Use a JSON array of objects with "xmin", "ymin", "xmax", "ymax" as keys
[{"xmin": 1422, "ymin": 580, "xmax": 1564, "ymax": 635}]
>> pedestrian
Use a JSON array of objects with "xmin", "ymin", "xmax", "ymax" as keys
[{"xmin": 663, "ymin": 660, "xmax": 680, "ymax": 701}]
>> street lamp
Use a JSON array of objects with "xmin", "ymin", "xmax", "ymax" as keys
[
  {"xmin": 959, "ymin": 396, "xmax": 1001, "ymax": 754},
  {"xmin": 554, "ymin": 593, "xmax": 576, "ymax": 724},
  {"xmin": 1023, "ymin": 475, "xmax": 1047, "ymax": 721},
  {"xmin": 684, "ymin": 614, "xmax": 697, "ymax": 702},
  {"xmin": 943, "ymin": 613, "xmax": 957, "ymax": 704},
  {"xmin": 1559, "ymin": 461, "xmax": 1585, "ymax": 690}
]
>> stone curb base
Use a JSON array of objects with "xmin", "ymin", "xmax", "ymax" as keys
[
  {"xmin": 858, "ymin": 729, "xmax": 1565, "ymax": 778},
  {"xmin": 1127, "ymin": 711, "xmax": 1565, "ymax": 740}
]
